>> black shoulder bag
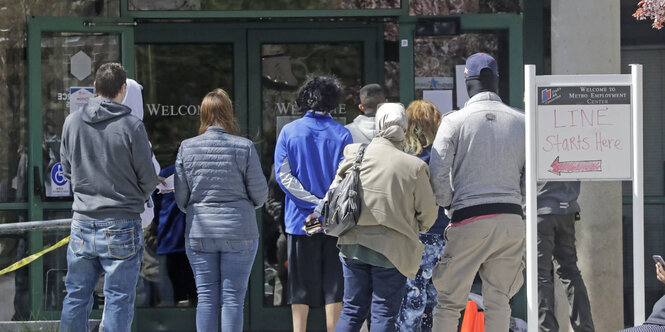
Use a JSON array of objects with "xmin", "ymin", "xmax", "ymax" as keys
[{"xmin": 320, "ymin": 144, "xmax": 367, "ymax": 237}]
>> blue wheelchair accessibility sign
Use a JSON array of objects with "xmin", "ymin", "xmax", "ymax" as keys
[
  {"xmin": 49, "ymin": 162, "xmax": 70, "ymax": 197},
  {"xmin": 51, "ymin": 163, "xmax": 67, "ymax": 186}
]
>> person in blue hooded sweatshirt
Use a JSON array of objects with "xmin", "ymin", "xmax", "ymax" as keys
[{"xmin": 274, "ymin": 75, "xmax": 353, "ymax": 332}]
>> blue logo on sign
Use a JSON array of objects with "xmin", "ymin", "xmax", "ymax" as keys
[{"xmin": 51, "ymin": 163, "xmax": 67, "ymax": 186}]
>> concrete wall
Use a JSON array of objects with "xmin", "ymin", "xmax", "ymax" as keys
[{"xmin": 551, "ymin": 0, "xmax": 624, "ymax": 331}]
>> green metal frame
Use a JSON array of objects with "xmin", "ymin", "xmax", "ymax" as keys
[
  {"xmin": 25, "ymin": 17, "xmax": 383, "ymax": 330},
  {"xmin": 26, "ymin": 16, "xmax": 135, "ymax": 317},
  {"xmin": 398, "ymin": 13, "xmax": 524, "ymax": 109},
  {"xmin": 24, "ymin": 3, "xmax": 664, "ymax": 329},
  {"xmin": 133, "ymin": 22, "xmax": 248, "ymax": 133},
  {"xmin": 21, "ymin": 1, "xmax": 539, "ymax": 328}
]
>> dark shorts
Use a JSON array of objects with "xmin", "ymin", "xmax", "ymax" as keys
[{"xmin": 287, "ymin": 233, "xmax": 344, "ymax": 307}]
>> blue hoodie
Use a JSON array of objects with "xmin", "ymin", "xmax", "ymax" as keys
[{"xmin": 274, "ymin": 111, "xmax": 353, "ymax": 235}]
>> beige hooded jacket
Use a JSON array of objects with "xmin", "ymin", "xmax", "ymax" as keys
[{"xmin": 333, "ymin": 103, "xmax": 438, "ymax": 279}]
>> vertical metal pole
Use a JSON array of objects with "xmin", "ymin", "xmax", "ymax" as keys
[
  {"xmin": 27, "ymin": 16, "xmax": 45, "ymax": 317},
  {"xmin": 524, "ymin": 64, "xmax": 539, "ymax": 332},
  {"xmin": 631, "ymin": 64, "xmax": 645, "ymax": 325}
]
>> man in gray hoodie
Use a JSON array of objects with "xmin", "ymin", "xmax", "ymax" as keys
[
  {"xmin": 59, "ymin": 63, "xmax": 158, "ymax": 332},
  {"xmin": 345, "ymin": 83, "xmax": 385, "ymax": 143}
]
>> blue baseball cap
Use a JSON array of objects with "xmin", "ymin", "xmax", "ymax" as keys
[{"xmin": 464, "ymin": 53, "xmax": 498, "ymax": 77}]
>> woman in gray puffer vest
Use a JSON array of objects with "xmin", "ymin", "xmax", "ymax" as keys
[{"xmin": 175, "ymin": 88, "xmax": 268, "ymax": 332}]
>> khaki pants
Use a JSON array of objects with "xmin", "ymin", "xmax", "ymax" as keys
[{"xmin": 432, "ymin": 214, "xmax": 525, "ymax": 332}]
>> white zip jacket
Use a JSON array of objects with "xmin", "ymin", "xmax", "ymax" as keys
[{"xmin": 345, "ymin": 114, "xmax": 376, "ymax": 144}]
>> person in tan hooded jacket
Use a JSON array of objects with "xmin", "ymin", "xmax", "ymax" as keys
[{"xmin": 327, "ymin": 102, "xmax": 438, "ymax": 332}]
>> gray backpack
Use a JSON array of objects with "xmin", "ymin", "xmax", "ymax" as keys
[{"xmin": 320, "ymin": 144, "xmax": 367, "ymax": 237}]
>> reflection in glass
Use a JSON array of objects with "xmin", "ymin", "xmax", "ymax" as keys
[
  {"xmin": 41, "ymin": 33, "xmax": 121, "ymax": 200},
  {"xmin": 136, "ymin": 44, "xmax": 234, "ymax": 167},
  {"xmin": 3, "ymin": 1, "xmax": 119, "ymax": 17},
  {"xmin": 0, "ymin": 212, "xmax": 27, "ymax": 319},
  {"xmin": 42, "ymin": 210, "xmax": 73, "ymax": 311},
  {"xmin": 0, "ymin": 32, "xmax": 28, "ymax": 202},
  {"xmin": 410, "ymin": 0, "xmax": 521, "ymax": 15},
  {"xmin": 130, "ymin": 0, "xmax": 399, "ymax": 11},
  {"xmin": 0, "ymin": 2, "xmax": 119, "ymax": 203},
  {"xmin": 260, "ymin": 42, "xmax": 363, "ymax": 306},
  {"xmin": 413, "ymin": 32, "xmax": 508, "ymax": 109},
  {"xmin": 384, "ymin": 22, "xmax": 400, "ymax": 101}
]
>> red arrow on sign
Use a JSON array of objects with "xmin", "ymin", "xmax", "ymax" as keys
[{"xmin": 548, "ymin": 156, "xmax": 602, "ymax": 175}]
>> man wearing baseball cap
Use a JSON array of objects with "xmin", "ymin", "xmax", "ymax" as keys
[{"xmin": 429, "ymin": 53, "xmax": 526, "ymax": 331}]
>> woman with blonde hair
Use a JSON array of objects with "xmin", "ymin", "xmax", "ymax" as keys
[
  {"xmin": 175, "ymin": 88, "xmax": 268, "ymax": 331},
  {"xmin": 398, "ymin": 100, "xmax": 450, "ymax": 332},
  {"xmin": 404, "ymin": 100, "xmax": 443, "ymax": 156}
]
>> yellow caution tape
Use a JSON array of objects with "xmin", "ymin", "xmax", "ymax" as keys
[{"xmin": 0, "ymin": 236, "xmax": 70, "ymax": 276}]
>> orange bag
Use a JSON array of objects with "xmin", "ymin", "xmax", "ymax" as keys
[
  {"xmin": 460, "ymin": 300, "xmax": 485, "ymax": 332},
  {"xmin": 474, "ymin": 311, "xmax": 485, "ymax": 332},
  {"xmin": 460, "ymin": 301, "xmax": 477, "ymax": 332}
]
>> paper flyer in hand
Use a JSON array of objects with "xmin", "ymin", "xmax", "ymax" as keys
[{"xmin": 157, "ymin": 174, "xmax": 174, "ymax": 191}]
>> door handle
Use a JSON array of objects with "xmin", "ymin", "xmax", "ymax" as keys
[{"xmin": 33, "ymin": 166, "xmax": 45, "ymax": 199}]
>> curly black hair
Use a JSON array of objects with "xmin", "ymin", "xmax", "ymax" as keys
[{"xmin": 296, "ymin": 75, "xmax": 342, "ymax": 113}]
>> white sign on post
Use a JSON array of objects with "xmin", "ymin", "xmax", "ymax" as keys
[
  {"xmin": 536, "ymin": 85, "xmax": 632, "ymax": 181},
  {"xmin": 525, "ymin": 65, "xmax": 643, "ymax": 331}
]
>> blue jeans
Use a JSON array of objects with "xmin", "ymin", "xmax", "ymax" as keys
[
  {"xmin": 398, "ymin": 233, "xmax": 445, "ymax": 332},
  {"xmin": 186, "ymin": 238, "xmax": 258, "ymax": 332},
  {"xmin": 60, "ymin": 219, "xmax": 143, "ymax": 332},
  {"xmin": 335, "ymin": 257, "xmax": 407, "ymax": 332}
]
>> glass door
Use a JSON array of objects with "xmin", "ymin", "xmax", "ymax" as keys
[
  {"xmin": 247, "ymin": 27, "xmax": 381, "ymax": 331},
  {"xmin": 131, "ymin": 22, "xmax": 244, "ymax": 331},
  {"xmin": 27, "ymin": 19, "xmax": 381, "ymax": 330},
  {"xmin": 27, "ymin": 16, "xmax": 135, "ymax": 318}
]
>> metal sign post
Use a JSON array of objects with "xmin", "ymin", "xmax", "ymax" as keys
[
  {"xmin": 524, "ymin": 65, "xmax": 539, "ymax": 332},
  {"xmin": 525, "ymin": 64, "xmax": 644, "ymax": 329},
  {"xmin": 631, "ymin": 64, "xmax": 645, "ymax": 325}
]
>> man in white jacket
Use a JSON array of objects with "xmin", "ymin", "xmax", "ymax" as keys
[
  {"xmin": 429, "ymin": 53, "xmax": 525, "ymax": 332},
  {"xmin": 345, "ymin": 84, "xmax": 385, "ymax": 143}
]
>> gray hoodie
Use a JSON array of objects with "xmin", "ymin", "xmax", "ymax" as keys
[
  {"xmin": 60, "ymin": 96, "xmax": 158, "ymax": 221},
  {"xmin": 345, "ymin": 114, "xmax": 376, "ymax": 144}
]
